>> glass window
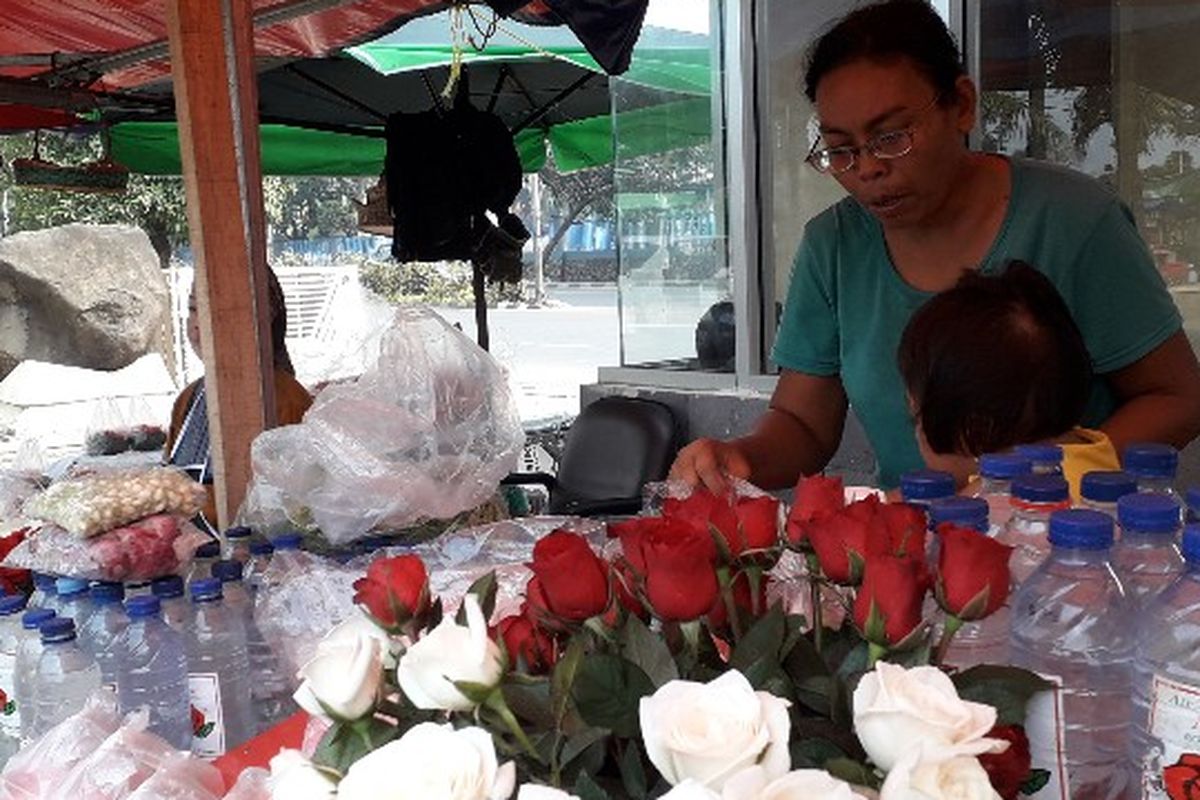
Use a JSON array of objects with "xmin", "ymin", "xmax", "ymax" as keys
[
  {"xmin": 613, "ymin": 0, "xmax": 731, "ymax": 371},
  {"xmin": 977, "ymin": 1, "xmax": 1200, "ymax": 351}
]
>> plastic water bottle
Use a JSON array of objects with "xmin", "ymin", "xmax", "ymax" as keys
[
  {"xmin": 1015, "ymin": 443, "xmax": 1064, "ymax": 475},
  {"xmin": 1010, "ymin": 509, "xmax": 1136, "ymax": 800},
  {"xmin": 212, "ymin": 560, "xmax": 290, "ymax": 732},
  {"xmin": 78, "ymin": 582, "xmax": 127, "ymax": 691},
  {"xmin": 14, "ymin": 609, "xmax": 54, "ymax": 742},
  {"xmin": 999, "ymin": 474, "xmax": 1072, "ymax": 586},
  {"xmin": 223, "ymin": 527, "xmax": 253, "ymax": 563},
  {"xmin": 244, "ymin": 541, "xmax": 274, "ymax": 595},
  {"xmin": 1079, "ymin": 471, "xmax": 1137, "ymax": 521},
  {"xmin": 928, "ymin": 496, "xmax": 989, "ymax": 533},
  {"xmin": 1132, "ymin": 524, "xmax": 1200, "ymax": 796},
  {"xmin": 153, "ymin": 575, "xmax": 193, "ymax": 633},
  {"xmin": 0, "ymin": 596, "xmax": 28, "ymax": 760},
  {"xmin": 119, "ymin": 595, "xmax": 191, "ymax": 749},
  {"xmin": 1187, "ymin": 487, "xmax": 1200, "ymax": 525},
  {"xmin": 53, "ymin": 578, "xmax": 93, "ymax": 632},
  {"xmin": 973, "ymin": 453, "xmax": 1033, "ymax": 535},
  {"xmin": 187, "ymin": 541, "xmax": 221, "ymax": 585},
  {"xmin": 185, "ymin": 578, "xmax": 254, "ymax": 757},
  {"xmin": 1123, "ymin": 443, "xmax": 1180, "ymax": 501},
  {"xmin": 899, "ymin": 469, "xmax": 955, "ymax": 510},
  {"xmin": 28, "ymin": 574, "xmax": 56, "ymax": 610},
  {"xmin": 1112, "ymin": 493, "xmax": 1185, "ymax": 610},
  {"xmin": 31, "ymin": 617, "xmax": 102, "ymax": 737}
]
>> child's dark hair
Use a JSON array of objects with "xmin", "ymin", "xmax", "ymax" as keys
[
  {"xmin": 804, "ymin": 0, "xmax": 965, "ymax": 103},
  {"xmin": 897, "ymin": 261, "xmax": 1093, "ymax": 456}
]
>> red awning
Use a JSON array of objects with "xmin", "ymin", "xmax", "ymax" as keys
[{"xmin": 0, "ymin": 103, "xmax": 79, "ymax": 131}]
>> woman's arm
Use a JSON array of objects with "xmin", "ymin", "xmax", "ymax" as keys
[{"xmin": 1100, "ymin": 330, "xmax": 1200, "ymax": 453}]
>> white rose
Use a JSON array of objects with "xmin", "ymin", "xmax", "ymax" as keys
[
  {"xmin": 337, "ymin": 722, "xmax": 516, "ymax": 800},
  {"xmin": 853, "ymin": 661, "xmax": 1006, "ymax": 772},
  {"xmin": 267, "ymin": 749, "xmax": 337, "ymax": 799},
  {"xmin": 396, "ymin": 593, "xmax": 504, "ymax": 711},
  {"xmin": 640, "ymin": 670, "xmax": 791, "ymax": 791},
  {"xmin": 723, "ymin": 765, "xmax": 872, "ymax": 800},
  {"xmin": 517, "ymin": 786, "xmax": 580, "ymax": 800},
  {"xmin": 660, "ymin": 780, "xmax": 722, "ymax": 800},
  {"xmin": 879, "ymin": 747, "xmax": 1000, "ymax": 800},
  {"xmin": 322, "ymin": 611, "xmax": 400, "ymax": 668},
  {"xmin": 293, "ymin": 629, "xmax": 382, "ymax": 722}
]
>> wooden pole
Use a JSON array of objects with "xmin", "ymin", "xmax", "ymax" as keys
[{"xmin": 167, "ymin": 0, "xmax": 276, "ymax": 527}]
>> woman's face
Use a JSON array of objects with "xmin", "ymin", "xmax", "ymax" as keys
[
  {"xmin": 812, "ymin": 57, "xmax": 975, "ymax": 230},
  {"xmin": 186, "ymin": 291, "xmax": 202, "ymax": 359}
]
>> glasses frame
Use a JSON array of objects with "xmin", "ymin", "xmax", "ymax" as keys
[{"xmin": 806, "ymin": 93, "xmax": 944, "ymax": 175}]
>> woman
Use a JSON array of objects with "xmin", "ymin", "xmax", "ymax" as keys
[
  {"xmin": 165, "ymin": 268, "xmax": 313, "ymax": 524},
  {"xmin": 671, "ymin": 0, "xmax": 1200, "ymax": 492}
]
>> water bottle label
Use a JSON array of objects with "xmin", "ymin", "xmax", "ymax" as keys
[
  {"xmin": 1024, "ymin": 673, "xmax": 1069, "ymax": 800},
  {"xmin": 0, "ymin": 654, "xmax": 18, "ymax": 737},
  {"xmin": 187, "ymin": 672, "xmax": 226, "ymax": 758},
  {"xmin": 1145, "ymin": 674, "xmax": 1200, "ymax": 798}
]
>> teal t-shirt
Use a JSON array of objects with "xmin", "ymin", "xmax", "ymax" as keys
[{"xmin": 770, "ymin": 157, "xmax": 1182, "ymax": 489}]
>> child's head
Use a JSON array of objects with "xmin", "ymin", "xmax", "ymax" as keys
[{"xmin": 897, "ymin": 261, "xmax": 1092, "ymax": 475}]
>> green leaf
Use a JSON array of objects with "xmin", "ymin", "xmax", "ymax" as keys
[
  {"xmin": 740, "ymin": 656, "xmax": 796, "ymax": 703},
  {"xmin": 620, "ymin": 615, "xmax": 678, "ymax": 687},
  {"xmin": 952, "ymin": 665, "xmax": 1054, "ymax": 726},
  {"xmin": 312, "ymin": 717, "xmax": 399, "ymax": 775},
  {"xmin": 552, "ymin": 636, "xmax": 587, "ymax": 723},
  {"xmin": 824, "ymin": 757, "xmax": 881, "ymax": 791},
  {"xmin": 731, "ymin": 605, "xmax": 786, "ymax": 672},
  {"xmin": 560, "ymin": 727, "xmax": 609, "ymax": 768},
  {"xmin": 453, "ymin": 679, "xmax": 499, "ymax": 706},
  {"xmin": 458, "ymin": 571, "xmax": 498, "ymax": 624},
  {"xmin": 3, "ymin": 701, "xmax": 14, "ymax": 715},
  {"xmin": 1021, "ymin": 768, "xmax": 1051, "ymax": 794},
  {"xmin": 571, "ymin": 654, "xmax": 654, "ymax": 738},
  {"xmin": 618, "ymin": 740, "xmax": 648, "ymax": 800},
  {"xmin": 790, "ymin": 736, "xmax": 848, "ymax": 769},
  {"xmin": 574, "ymin": 770, "xmax": 612, "ymax": 800},
  {"xmin": 502, "ymin": 681, "xmax": 555, "ymax": 729}
]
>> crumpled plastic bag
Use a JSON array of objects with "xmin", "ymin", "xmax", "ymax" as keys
[
  {"xmin": 24, "ymin": 468, "xmax": 205, "ymax": 538},
  {"xmin": 0, "ymin": 689, "xmax": 123, "ymax": 799},
  {"xmin": 4, "ymin": 516, "xmax": 208, "ymax": 582},
  {"xmin": 122, "ymin": 752, "xmax": 224, "ymax": 800},
  {"xmin": 221, "ymin": 768, "xmax": 269, "ymax": 800},
  {"xmin": 240, "ymin": 307, "xmax": 524, "ymax": 545}
]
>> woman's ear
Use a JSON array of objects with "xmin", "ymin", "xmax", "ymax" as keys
[{"xmin": 951, "ymin": 74, "xmax": 978, "ymax": 136}]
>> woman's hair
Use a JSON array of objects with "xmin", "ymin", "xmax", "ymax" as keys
[
  {"xmin": 803, "ymin": 0, "xmax": 965, "ymax": 103},
  {"xmin": 265, "ymin": 267, "xmax": 295, "ymax": 374},
  {"xmin": 897, "ymin": 261, "xmax": 1093, "ymax": 456}
]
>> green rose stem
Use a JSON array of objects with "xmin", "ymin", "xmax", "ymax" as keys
[
  {"xmin": 716, "ymin": 566, "xmax": 744, "ymax": 641},
  {"xmin": 483, "ymin": 691, "xmax": 541, "ymax": 761},
  {"xmin": 745, "ymin": 566, "xmax": 764, "ymax": 617},
  {"xmin": 806, "ymin": 553, "xmax": 824, "ymax": 654},
  {"xmin": 867, "ymin": 642, "xmax": 888, "ymax": 667},
  {"xmin": 933, "ymin": 614, "xmax": 964, "ymax": 666}
]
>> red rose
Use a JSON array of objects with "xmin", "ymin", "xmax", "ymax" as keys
[
  {"xmin": 352, "ymin": 554, "xmax": 430, "ymax": 632},
  {"xmin": 879, "ymin": 502, "xmax": 928, "ymax": 562},
  {"xmin": 495, "ymin": 614, "xmax": 556, "ymax": 674},
  {"xmin": 807, "ymin": 511, "xmax": 880, "ymax": 585},
  {"xmin": 706, "ymin": 570, "xmax": 769, "ymax": 631},
  {"xmin": 529, "ymin": 531, "xmax": 610, "ymax": 622},
  {"xmin": 0, "ymin": 529, "xmax": 30, "ymax": 596},
  {"xmin": 1166, "ymin": 754, "xmax": 1200, "ymax": 800},
  {"xmin": 665, "ymin": 491, "xmax": 780, "ymax": 558},
  {"xmin": 786, "ymin": 475, "xmax": 845, "ymax": 546},
  {"xmin": 644, "ymin": 532, "xmax": 719, "ymax": 621},
  {"xmin": 976, "ymin": 724, "xmax": 1032, "ymax": 800},
  {"xmin": 853, "ymin": 554, "xmax": 929, "ymax": 647},
  {"xmin": 935, "ymin": 523, "xmax": 1013, "ymax": 621}
]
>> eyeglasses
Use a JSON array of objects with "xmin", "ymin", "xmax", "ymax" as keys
[{"xmin": 806, "ymin": 94, "xmax": 943, "ymax": 175}]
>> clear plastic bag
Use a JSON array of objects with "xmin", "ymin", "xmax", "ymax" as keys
[
  {"xmin": 84, "ymin": 398, "xmax": 168, "ymax": 457},
  {"xmin": 221, "ymin": 767, "xmax": 269, "ymax": 800},
  {"xmin": 49, "ymin": 710, "xmax": 173, "ymax": 800},
  {"xmin": 3, "ymin": 516, "xmax": 209, "ymax": 582},
  {"xmin": 240, "ymin": 307, "xmax": 524, "ymax": 545},
  {"xmin": 122, "ymin": 753, "xmax": 225, "ymax": 800},
  {"xmin": 25, "ymin": 468, "xmax": 205, "ymax": 538}
]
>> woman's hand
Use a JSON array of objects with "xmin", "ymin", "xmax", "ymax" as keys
[{"xmin": 669, "ymin": 438, "xmax": 752, "ymax": 496}]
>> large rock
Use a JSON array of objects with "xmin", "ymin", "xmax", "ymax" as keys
[{"xmin": 0, "ymin": 224, "xmax": 170, "ymax": 379}]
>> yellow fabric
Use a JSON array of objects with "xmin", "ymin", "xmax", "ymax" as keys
[{"xmin": 1060, "ymin": 427, "xmax": 1120, "ymax": 503}]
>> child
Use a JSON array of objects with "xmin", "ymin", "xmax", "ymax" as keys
[{"xmin": 897, "ymin": 260, "xmax": 1118, "ymax": 499}]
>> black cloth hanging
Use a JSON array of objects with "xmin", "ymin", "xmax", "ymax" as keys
[{"xmin": 493, "ymin": 0, "xmax": 649, "ymax": 75}]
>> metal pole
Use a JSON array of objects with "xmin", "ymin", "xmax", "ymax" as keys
[{"xmin": 532, "ymin": 173, "xmax": 545, "ymax": 306}]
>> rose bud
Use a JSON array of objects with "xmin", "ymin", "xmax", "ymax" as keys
[
  {"xmin": 786, "ymin": 474, "xmax": 845, "ymax": 547},
  {"xmin": 935, "ymin": 523, "xmax": 1014, "ymax": 621},
  {"xmin": 977, "ymin": 724, "xmax": 1032, "ymax": 800},
  {"xmin": 880, "ymin": 502, "xmax": 928, "ymax": 562},
  {"xmin": 642, "ymin": 529, "xmax": 720, "ymax": 622},
  {"xmin": 495, "ymin": 614, "xmax": 556, "ymax": 675},
  {"xmin": 529, "ymin": 531, "xmax": 610, "ymax": 622},
  {"xmin": 807, "ymin": 511, "xmax": 880, "ymax": 585},
  {"xmin": 352, "ymin": 554, "xmax": 430, "ymax": 632},
  {"xmin": 853, "ymin": 554, "xmax": 929, "ymax": 648}
]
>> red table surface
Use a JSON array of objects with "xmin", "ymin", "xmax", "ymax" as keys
[{"xmin": 212, "ymin": 711, "xmax": 310, "ymax": 791}]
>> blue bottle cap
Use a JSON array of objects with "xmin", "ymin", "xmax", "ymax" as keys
[
  {"xmin": 1014, "ymin": 443, "xmax": 1064, "ymax": 465},
  {"xmin": 978, "ymin": 454, "xmax": 1034, "ymax": 481},
  {"xmin": 1182, "ymin": 525, "xmax": 1200, "ymax": 563},
  {"xmin": 1080, "ymin": 471, "xmax": 1138, "ymax": 504},
  {"xmin": 272, "ymin": 533, "xmax": 303, "ymax": 551},
  {"xmin": 1011, "ymin": 474, "xmax": 1070, "ymax": 504},
  {"xmin": 1122, "ymin": 442, "xmax": 1179, "ymax": 480},
  {"xmin": 212, "ymin": 560, "xmax": 244, "ymax": 583},
  {"xmin": 1117, "ymin": 492, "xmax": 1182, "ymax": 534},
  {"xmin": 22, "ymin": 608, "xmax": 55, "ymax": 630},
  {"xmin": 55, "ymin": 578, "xmax": 89, "ymax": 597},
  {"xmin": 190, "ymin": 578, "xmax": 224, "ymax": 602},
  {"xmin": 249, "ymin": 541, "xmax": 275, "ymax": 557},
  {"xmin": 152, "ymin": 576, "xmax": 185, "ymax": 599},
  {"xmin": 224, "ymin": 526, "xmax": 252, "ymax": 540},
  {"xmin": 39, "ymin": 617, "xmax": 76, "ymax": 643},
  {"xmin": 900, "ymin": 470, "xmax": 955, "ymax": 501},
  {"xmin": 195, "ymin": 541, "xmax": 221, "ymax": 559},
  {"xmin": 1048, "ymin": 509, "xmax": 1114, "ymax": 550},
  {"xmin": 125, "ymin": 595, "xmax": 162, "ymax": 619},
  {"xmin": 32, "ymin": 573, "xmax": 56, "ymax": 592},
  {"xmin": 928, "ymin": 496, "xmax": 989, "ymax": 532},
  {"xmin": 89, "ymin": 582, "xmax": 125, "ymax": 604},
  {"xmin": 0, "ymin": 596, "xmax": 27, "ymax": 616}
]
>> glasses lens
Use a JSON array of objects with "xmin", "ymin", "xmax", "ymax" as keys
[
  {"xmin": 871, "ymin": 131, "xmax": 913, "ymax": 159},
  {"xmin": 812, "ymin": 148, "xmax": 854, "ymax": 173}
]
